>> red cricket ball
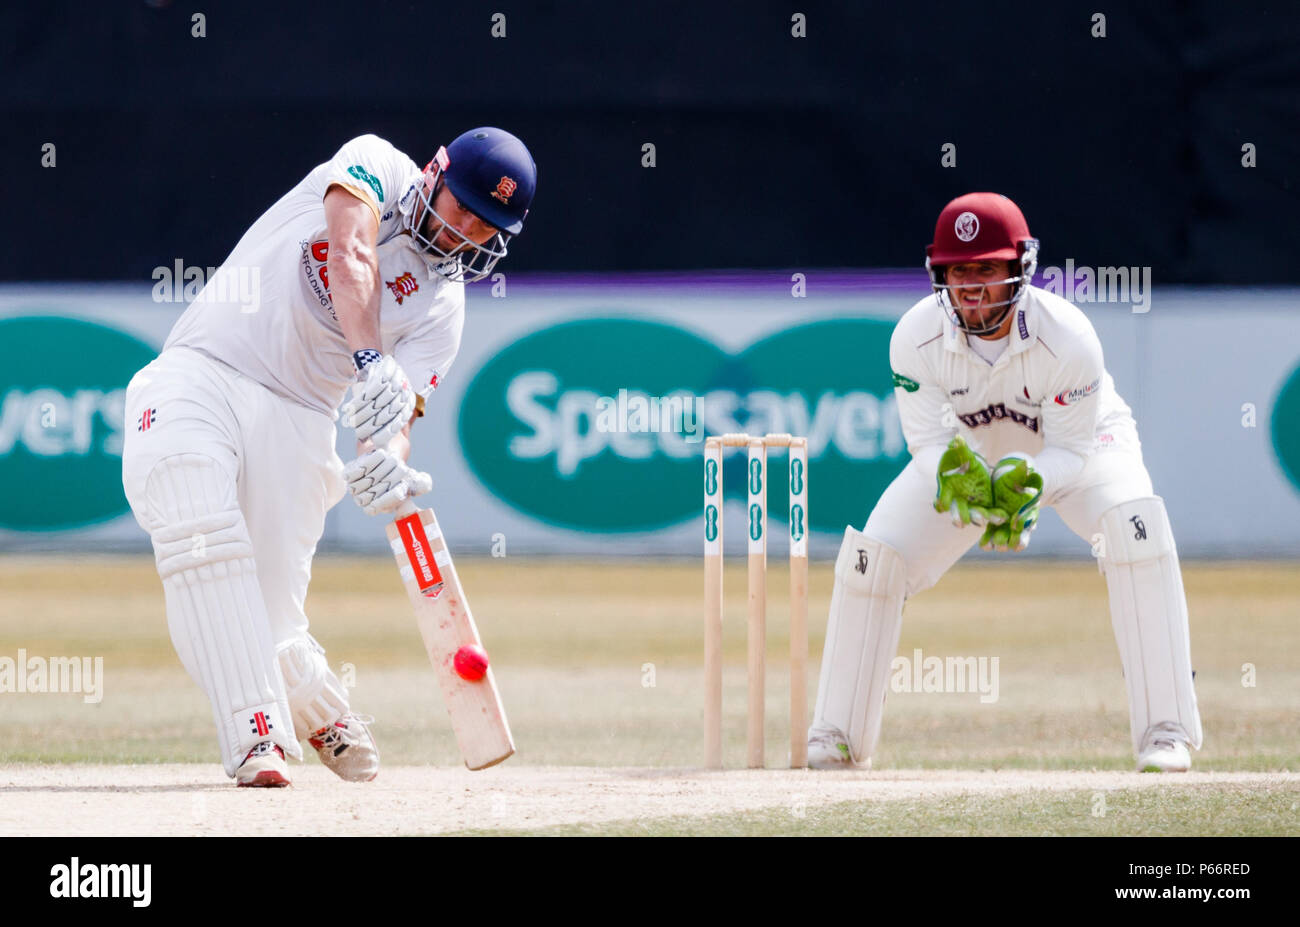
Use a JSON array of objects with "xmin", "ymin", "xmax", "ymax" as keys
[{"xmin": 453, "ymin": 644, "xmax": 489, "ymax": 681}]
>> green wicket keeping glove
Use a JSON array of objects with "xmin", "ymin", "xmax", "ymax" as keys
[
  {"xmin": 979, "ymin": 454, "xmax": 1044, "ymax": 552},
  {"xmin": 933, "ymin": 436, "xmax": 1008, "ymax": 529}
]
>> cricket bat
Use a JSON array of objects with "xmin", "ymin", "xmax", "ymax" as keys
[{"xmin": 386, "ymin": 499, "xmax": 514, "ymax": 770}]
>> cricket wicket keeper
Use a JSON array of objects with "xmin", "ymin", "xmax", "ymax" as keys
[
  {"xmin": 121, "ymin": 129, "xmax": 536, "ymax": 786},
  {"xmin": 807, "ymin": 193, "xmax": 1202, "ymax": 773}
]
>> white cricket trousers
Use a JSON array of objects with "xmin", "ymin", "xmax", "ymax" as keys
[
  {"xmin": 121, "ymin": 346, "xmax": 346, "ymax": 652},
  {"xmin": 867, "ymin": 437, "xmax": 1154, "ymax": 596}
]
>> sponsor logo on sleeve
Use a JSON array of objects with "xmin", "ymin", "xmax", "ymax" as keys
[
  {"xmin": 1017, "ymin": 309, "xmax": 1028, "ymax": 340},
  {"xmin": 892, "ymin": 371, "xmax": 921, "ymax": 392},
  {"xmin": 346, "ymin": 164, "xmax": 384, "ymax": 203},
  {"xmin": 1053, "ymin": 377, "xmax": 1101, "ymax": 406}
]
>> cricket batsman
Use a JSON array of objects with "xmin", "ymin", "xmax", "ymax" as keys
[
  {"xmin": 120, "ymin": 129, "xmax": 536, "ymax": 786},
  {"xmin": 806, "ymin": 192, "xmax": 1202, "ymax": 773}
]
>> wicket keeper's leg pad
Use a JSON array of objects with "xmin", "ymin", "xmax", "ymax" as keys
[
  {"xmin": 1098, "ymin": 496, "xmax": 1202, "ymax": 754},
  {"xmin": 145, "ymin": 453, "xmax": 302, "ymax": 775},
  {"xmin": 812, "ymin": 528, "xmax": 907, "ymax": 766}
]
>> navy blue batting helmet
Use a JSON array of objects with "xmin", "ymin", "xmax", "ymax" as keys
[{"xmin": 405, "ymin": 127, "xmax": 537, "ymax": 283}]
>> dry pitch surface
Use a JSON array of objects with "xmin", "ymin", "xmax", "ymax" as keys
[
  {"xmin": 3, "ymin": 765, "xmax": 1297, "ymax": 836},
  {"xmin": 2, "ymin": 556, "xmax": 1297, "ymax": 835}
]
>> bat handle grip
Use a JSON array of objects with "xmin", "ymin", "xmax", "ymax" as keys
[{"xmin": 395, "ymin": 498, "xmax": 420, "ymax": 518}]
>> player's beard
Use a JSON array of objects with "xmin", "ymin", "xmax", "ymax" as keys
[
  {"xmin": 952, "ymin": 285, "xmax": 994, "ymax": 326},
  {"xmin": 949, "ymin": 283, "xmax": 1013, "ymax": 335}
]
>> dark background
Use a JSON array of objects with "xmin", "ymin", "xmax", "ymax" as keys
[{"xmin": 3, "ymin": 1, "xmax": 1295, "ymax": 282}]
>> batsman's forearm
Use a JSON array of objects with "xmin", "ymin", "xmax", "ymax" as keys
[{"xmin": 328, "ymin": 245, "xmax": 382, "ymax": 354}]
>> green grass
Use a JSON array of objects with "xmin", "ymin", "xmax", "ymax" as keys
[
  {"xmin": 2, "ymin": 557, "xmax": 1297, "ymax": 773},
  {"xmin": 445, "ymin": 784, "xmax": 1300, "ymax": 836}
]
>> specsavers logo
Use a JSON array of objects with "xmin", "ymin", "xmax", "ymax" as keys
[
  {"xmin": 458, "ymin": 317, "xmax": 907, "ymax": 533},
  {"xmin": 1271, "ymin": 361, "xmax": 1300, "ymax": 497},
  {"xmin": 0, "ymin": 317, "xmax": 156, "ymax": 531}
]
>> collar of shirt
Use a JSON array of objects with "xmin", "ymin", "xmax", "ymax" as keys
[
  {"xmin": 396, "ymin": 170, "xmax": 422, "ymax": 220},
  {"xmin": 943, "ymin": 291, "xmax": 1038, "ymax": 364}
]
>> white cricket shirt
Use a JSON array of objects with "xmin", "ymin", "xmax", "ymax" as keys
[
  {"xmin": 889, "ymin": 285, "xmax": 1138, "ymax": 498},
  {"xmin": 165, "ymin": 134, "xmax": 464, "ymax": 417}
]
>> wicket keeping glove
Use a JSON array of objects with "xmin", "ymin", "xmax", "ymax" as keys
[
  {"xmin": 933, "ymin": 436, "xmax": 1008, "ymax": 529},
  {"xmin": 978, "ymin": 454, "xmax": 1044, "ymax": 552},
  {"xmin": 343, "ymin": 447, "xmax": 432, "ymax": 516}
]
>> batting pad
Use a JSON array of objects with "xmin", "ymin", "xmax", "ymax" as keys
[
  {"xmin": 812, "ymin": 528, "xmax": 907, "ymax": 766},
  {"xmin": 145, "ymin": 453, "xmax": 302, "ymax": 776},
  {"xmin": 1099, "ymin": 496, "xmax": 1203, "ymax": 753},
  {"xmin": 278, "ymin": 635, "xmax": 351, "ymax": 735}
]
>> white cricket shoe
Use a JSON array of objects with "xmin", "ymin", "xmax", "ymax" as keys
[
  {"xmin": 309, "ymin": 713, "xmax": 380, "ymax": 782},
  {"xmin": 807, "ymin": 726, "xmax": 862, "ymax": 770},
  {"xmin": 236, "ymin": 741, "xmax": 291, "ymax": 788},
  {"xmin": 1136, "ymin": 722, "xmax": 1191, "ymax": 773}
]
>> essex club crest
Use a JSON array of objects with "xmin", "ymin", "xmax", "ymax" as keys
[
  {"xmin": 491, "ymin": 175, "xmax": 518, "ymax": 204},
  {"xmin": 386, "ymin": 272, "xmax": 419, "ymax": 304}
]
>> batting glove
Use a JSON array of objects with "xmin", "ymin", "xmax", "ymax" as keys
[
  {"xmin": 343, "ymin": 448, "xmax": 432, "ymax": 516},
  {"xmin": 341, "ymin": 354, "xmax": 417, "ymax": 449}
]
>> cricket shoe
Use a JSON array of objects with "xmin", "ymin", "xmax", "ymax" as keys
[
  {"xmin": 807, "ymin": 726, "xmax": 862, "ymax": 770},
  {"xmin": 236, "ymin": 741, "xmax": 291, "ymax": 788},
  {"xmin": 1136, "ymin": 722, "xmax": 1191, "ymax": 773},
  {"xmin": 309, "ymin": 713, "xmax": 379, "ymax": 782}
]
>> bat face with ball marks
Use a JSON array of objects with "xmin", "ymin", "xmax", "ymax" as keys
[{"xmin": 386, "ymin": 501, "xmax": 514, "ymax": 770}]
